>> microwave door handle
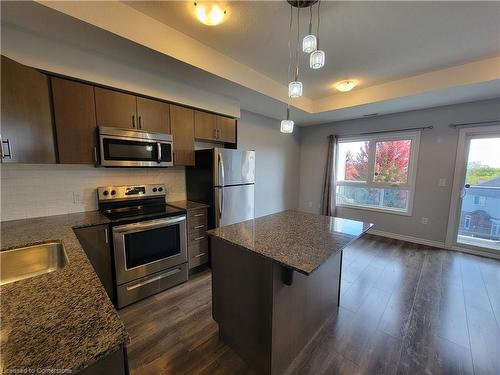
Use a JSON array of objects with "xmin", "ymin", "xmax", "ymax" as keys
[{"xmin": 157, "ymin": 142, "xmax": 162, "ymax": 164}]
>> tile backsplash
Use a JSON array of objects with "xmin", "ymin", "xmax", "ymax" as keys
[{"xmin": 1, "ymin": 164, "xmax": 186, "ymax": 221}]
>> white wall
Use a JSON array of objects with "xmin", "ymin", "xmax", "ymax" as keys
[
  {"xmin": 299, "ymin": 98, "xmax": 500, "ymax": 244},
  {"xmin": 238, "ymin": 110, "xmax": 301, "ymax": 218},
  {"xmin": 0, "ymin": 165, "xmax": 186, "ymax": 221}
]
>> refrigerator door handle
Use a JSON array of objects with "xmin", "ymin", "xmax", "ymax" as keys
[
  {"xmin": 218, "ymin": 152, "xmax": 225, "ymax": 187},
  {"xmin": 219, "ymin": 188, "xmax": 224, "ymax": 220}
]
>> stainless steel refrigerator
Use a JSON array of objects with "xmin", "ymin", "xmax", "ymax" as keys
[{"xmin": 186, "ymin": 148, "xmax": 255, "ymax": 229}]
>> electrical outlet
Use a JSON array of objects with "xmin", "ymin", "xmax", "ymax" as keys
[
  {"xmin": 438, "ymin": 178, "xmax": 447, "ymax": 187},
  {"xmin": 421, "ymin": 217, "xmax": 429, "ymax": 225},
  {"xmin": 308, "ymin": 201, "xmax": 313, "ymax": 208},
  {"xmin": 73, "ymin": 192, "xmax": 82, "ymax": 204}
]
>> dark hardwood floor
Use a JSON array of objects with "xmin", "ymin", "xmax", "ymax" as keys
[{"xmin": 119, "ymin": 234, "xmax": 500, "ymax": 375}]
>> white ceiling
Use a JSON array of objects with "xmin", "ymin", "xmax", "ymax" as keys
[
  {"xmin": 3, "ymin": 1, "xmax": 500, "ymax": 126},
  {"xmin": 125, "ymin": 1, "xmax": 500, "ymax": 99}
]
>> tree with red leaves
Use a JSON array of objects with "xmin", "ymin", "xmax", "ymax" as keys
[{"xmin": 345, "ymin": 140, "xmax": 410, "ymax": 183}]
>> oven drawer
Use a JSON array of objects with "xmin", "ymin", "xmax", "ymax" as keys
[{"xmin": 116, "ymin": 263, "xmax": 188, "ymax": 308}]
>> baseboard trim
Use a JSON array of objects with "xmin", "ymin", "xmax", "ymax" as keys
[
  {"xmin": 367, "ymin": 229, "xmax": 500, "ymax": 260},
  {"xmin": 367, "ymin": 229, "xmax": 446, "ymax": 249}
]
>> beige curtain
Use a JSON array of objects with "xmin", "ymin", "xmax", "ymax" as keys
[{"xmin": 321, "ymin": 135, "xmax": 337, "ymax": 216}]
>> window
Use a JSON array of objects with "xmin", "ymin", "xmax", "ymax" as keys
[
  {"xmin": 491, "ymin": 222, "xmax": 500, "ymax": 237},
  {"xmin": 473, "ymin": 195, "xmax": 486, "ymax": 206},
  {"xmin": 464, "ymin": 215, "xmax": 472, "ymax": 230},
  {"xmin": 335, "ymin": 131, "xmax": 420, "ymax": 214}
]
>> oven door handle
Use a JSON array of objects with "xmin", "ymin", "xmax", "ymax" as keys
[{"xmin": 113, "ymin": 215, "xmax": 186, "ymax": 234}]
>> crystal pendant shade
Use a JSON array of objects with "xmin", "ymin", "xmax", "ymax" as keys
[
  {"xmin": 310, "ymin": 49, "xmax": 325, "ymax": 69},
  {"xmin": 280, "ymin": 119, "xmax": 294, "ymax": 133},
  {"xmin": 302, "ymin": 34, "xmax": 317, "ymax": 53},
  {"xmin": 288, "ymin": 81, "xmax": 303, "ymax": 98}
]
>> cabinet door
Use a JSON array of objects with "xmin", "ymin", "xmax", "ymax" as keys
[
  {"xmin": 94, "ymin": 87, "xmax": 137, "ymax": 129},
  {"xmin": 74, "ymin": 224, "xmax": 113, "ymax": 302},
  {"xmin": 216, "ymin": 116, "xmax": 237, "ymax": 143},
  {"xmin": 1, "ymin": 55, "xmax": 56, "ymax": 163},
  {"xmin": 52, "ymin": 78, "xmax": 97, "ymax": 164},
  {"xmin": 170, "ymin": 104, "xmax": 195, "ymax": 166},
  {"xmin": 194, "ymin": 110, "xmax": 217, "ymax": 141},
  {"xmin": 136, "ymin": 97, "xmax": 171, "ymax": 133}
]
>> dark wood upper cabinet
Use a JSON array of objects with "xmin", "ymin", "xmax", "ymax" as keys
[
  {"xmin": 1, "ymin": 55, "xmax": 56, "ymax": 164},
  {"xmin": 95, "ymin": 87, "xmax": 137, "ymax": 129},
  {"xmin": 194, "ymin": 110, "xmax": 217, "ymax": 141},
  {"xmin": 170, "ymin": 104, "xmax": 195, "ymax": 166},
  {"xmin": 51, "ymin": 77, "xmax": 97, "ymax": 164},
  {"xmin": 136, "ymin": 97, "xmax": 170, "ymax": 133},
  {"xmin": 217, "ymin": 116, "xmax": 237, "ymax": 143}
]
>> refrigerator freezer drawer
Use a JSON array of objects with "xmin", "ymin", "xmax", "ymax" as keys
[{"xmin": 214, "ymin": 184, "xmax": 255, "ymax": 227}]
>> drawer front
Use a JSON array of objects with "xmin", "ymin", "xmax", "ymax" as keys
[
  {"xmin": 188, "ymin": 221, "xmax": 207, "ymax": 233},
  {"xmin": 189, "ymin": 236, "xmax": 208, "ymax": 256},
  {"xmin": 188, "ymin": 208, "xmax": 207, "ymax": 221},
  {"xmin": 189, "ymin": 230, "xmax": 208, "ymax": 242},
  {"xmin": 189, "ymin": 252, "xmax": 209, "ymax": 269}
]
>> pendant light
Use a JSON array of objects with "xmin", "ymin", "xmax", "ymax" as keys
[
  {"xmin": 280, "ymin": 105, "xmax": 294, "ymax": 133},
  {"xmin": 310, "ymin": 1, "xmax": 325, "ymax": 69},
  {"xmin": 288, "ymin": 3, "xmax": 302, "ymax": 98},
  {"xmin": 302, "ymin": 5, "xmax": 317, "ymax": 53}
]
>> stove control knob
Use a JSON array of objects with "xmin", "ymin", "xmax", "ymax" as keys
[
  {"xmin": 153, "ymin": 187, "xmax": 157, "ymax": 192},
  {"xmin": 158, "ymin": 187, "xmax": 163, "ymax": 192},
  {"xmin": 103, "ymin": 190, "xmax": 109, "ymax": 196},
  {"xmin": 111, "ymin": 190, "xmax": 116, "ymax": 195}
]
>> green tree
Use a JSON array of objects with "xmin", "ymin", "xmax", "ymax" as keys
[{"xmin": 465, "ymin": 162, "xmax": 500, "ymax": 185}]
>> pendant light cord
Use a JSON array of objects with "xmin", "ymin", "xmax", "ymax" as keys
[
  {"xmin": 316, "ymin": 0, "xmax": 321, "ymax": 48},
  {"xmin": 287, "ymin": 3, "xmax": 293, "ymax": 117},
  {"xmin": 309, "ymin": 3, "xmax": 313, "ymax": 34},
  {"xmin": 295, "ymin": 2, "xmax": 300, "ymax": 81}
]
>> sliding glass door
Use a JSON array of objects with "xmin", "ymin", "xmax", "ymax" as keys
[{"xmin": 447, "ymin": 125, "xmax": 500, "ymax": 255}]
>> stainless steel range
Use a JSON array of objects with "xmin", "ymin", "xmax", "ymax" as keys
[{"xmin": 98, "ymin": 184, "xmax": 188, "ymax": 308}]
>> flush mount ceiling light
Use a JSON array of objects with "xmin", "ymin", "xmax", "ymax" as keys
[
  {"xmin": 335, "ymin": 80, "xmax": 358, "ymax": 92},
  {"xmin": 194, "ymin": 2, "xmax": 226, "ymax": 26}
]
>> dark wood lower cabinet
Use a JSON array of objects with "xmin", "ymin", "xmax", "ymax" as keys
[
  {"xmin": 1, "ymin": 55, "xmax": 56, "ymax": 164},
  {"xmin": 79, "ymin": 345, "xmax": 128, "ymax": 375},
  {"xmin": 187, "ymin": 208, "xmax": 209, "ymax": 269},
  {"xmin": 211, "ymin": 237, "xmax": 341, "ymax": 375}
]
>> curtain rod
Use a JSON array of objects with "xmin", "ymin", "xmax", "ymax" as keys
[
  {"xmin": 449, "ymin": 120, "xmax": 500, "ymax": 128},
  {"xmin": 328, "ymin": 125, "xmax": 433, "ymax": 138}
]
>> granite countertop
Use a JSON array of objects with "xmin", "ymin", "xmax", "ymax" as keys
[
  {"xmin": 168, "ymin": 200, "xmax": 210, "ymax": 211},
  {"xmin": 207, "ymin": 210, "xmax": 373, "ymax": 275},
  {"xmin": 0, "ymin": 212, "xmax": 129, "ymax": 373}
]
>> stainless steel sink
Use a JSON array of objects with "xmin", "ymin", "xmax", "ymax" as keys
[{"xmin": 0, "ymin": 242, "xmax": 68, "ymax": 285}]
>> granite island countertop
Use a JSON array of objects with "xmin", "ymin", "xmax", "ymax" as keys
[
  {"xmin": 0, "ymin": 212, "xmax": 129, "ymax": 373},
  {"xmin": 207, "ymin": 210, "xmax": 373, "ymax": 275}
]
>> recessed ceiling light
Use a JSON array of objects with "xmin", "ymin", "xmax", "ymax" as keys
[
  {"xmin": 335, "ymin": 80, "xmax": 358, "ymax": 92},
  {"xmin": 194, "ymin": 2, "xmax": 226, "ymax": 26}
]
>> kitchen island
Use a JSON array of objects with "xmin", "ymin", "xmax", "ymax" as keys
[{"xmin": 207, "ymin": 210, "xmax": 372, "ymax": 375}]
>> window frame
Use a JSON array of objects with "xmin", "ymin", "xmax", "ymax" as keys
[{"xmin": 334, "ymin": 131, "xmax": 420, "ymax": 216}]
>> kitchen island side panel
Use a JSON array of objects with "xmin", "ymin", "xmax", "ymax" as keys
[
  {"xmin": 211, "ymin": 237, "xmax": 274, "ymax": 375},
  {"xmin": 271, "ymin": 251, "xmax": 342, "ymax": 375}
]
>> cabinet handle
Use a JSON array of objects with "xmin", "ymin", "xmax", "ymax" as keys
[
  {"xmin": 104, "ymin": 228, "xmax": 109, "ymax": 244},
  {"xmin": 93, "ymin": 146, "xmax": 98, "ymax": 164},
  {"xmin": 139, "ymin": 116, "xmax": 142, "ymax": 129},
  {"xmin": 195, "ymin": 252, "xmax": 206, "ymax": 258},
  {"xmin": 194, "ymin": 225, "xmax": 205, "ymax": 229},
  {"xmin": 1, "ymin": 139, "xmax": 12, "ymax": 159},
  {"xmin": 193, "ymin": 213, "xmax": 205, "ymax": 217},
  {"xmin": 132, "ymin": 115, "xmax": 136, "ymax": 128},
  {"xmin": 194, "ymin": 236, "xmax": 205, "ymax": 241}
]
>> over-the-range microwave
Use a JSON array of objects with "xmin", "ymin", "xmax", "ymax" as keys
[{"xmin": 98, "ymin": 126, "xmax": 173, "ymax": 167}]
